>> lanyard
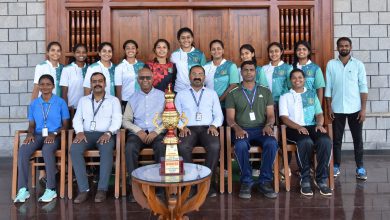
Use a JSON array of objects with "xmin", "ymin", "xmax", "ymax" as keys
[
  {"xmin": 91, "ymin": 95, "xmax": 105, "ymax": 120},
  {"xmin": 241, "ymin": 86, "xmax": 257, "ymax": 111},
  {"xmin": 41, "ymin": 103, "xmax": 52, "ymax": 127},
  {"xmin": 190, "ymin": 88, "xmax": 204, "ymax": 110}
]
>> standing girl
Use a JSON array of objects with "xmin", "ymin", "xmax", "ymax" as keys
[
  {"xmin": 239, "ymin": 44, "xmax": 267, "ymax": 86},
  {"xmin": 60, "ymin": 44, "xmax": 88, "ymax": 118},
  {"xmin": 293, "ymin": 41, "xmax": 325, "ymax": 103},
  {"xmin": 259, "ymin": 42, "xmax": 293, "ymax": 103},
  {"xmin": 83, "ymin": 42, "xmax": 116, "ymax": 96},
  {"xmin": 204, "ymin": 39, "xmax": 239, "ymax": 104},
  {"xmin": 115, "ymin": 40, "xmax": 145, "ymax": 106},
  {"xmin": 32, "ymin": 41, "xmax": 64, "ymax": 100},
  {"xmin": 170, "ymin": 27, "xmax": 206, "ymax": 92},
  {"xmin": 146, "ymin": 39, "xmax": 176, "ymax": 92}
]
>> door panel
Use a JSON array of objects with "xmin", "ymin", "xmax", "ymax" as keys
[
  {"xmin": 229, "ymin": 9, "xmax": 269, "ymax": 65},
  {"xmin": 112, "ymin": 10, "xmax": 149, "ymax": 63},
  {"xmin": 149, "ymin": 10, "xmax": 189, "ymax": 60},
  {"xmin": 193, "ymin": 10, "xmax": 229, "ymax": 60}
]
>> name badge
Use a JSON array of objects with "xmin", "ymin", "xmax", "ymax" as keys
[
  {"xmin": 249, "ymin": 112, "xmax": 256, "ymax": 121},
  {"xmin": 42, "ymin": 127, "xmax": 48, "ymax": 137},
  {"xmin": 90, "ymin": 121, "xmax": 96, "ymax": 131},
  {"xmin": 196, "ymin": 112, "xmax": 202, "ymax": 121}
]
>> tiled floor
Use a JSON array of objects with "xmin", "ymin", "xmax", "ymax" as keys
[{"xmin": 3, "ymin": 154, "xmax": 390, "ymax": 220}]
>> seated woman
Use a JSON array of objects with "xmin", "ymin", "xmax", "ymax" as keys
[
  {"xmin": 278, "ymin": 69, "xmax": 332, "ymax": 197},
  {"xmin": 14, "ymin": 74, "xmax": 69, "ymax": 203}
]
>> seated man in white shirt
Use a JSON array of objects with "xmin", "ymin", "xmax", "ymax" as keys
[
  {"xmin": 122, "ymin": 67, "xmax": 166, "ymax": 202},
  {"xmin": 70, "ymin": 72, "xmax": 122, "ymax": 203},
  {"xmin": 175, "ymin": 65, "xmax": 224, "ymax": 197}
]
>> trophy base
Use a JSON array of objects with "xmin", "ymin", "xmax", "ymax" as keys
[{"xmin": 160, "ymin": 156, "xmax": 184, "ymax": 175}]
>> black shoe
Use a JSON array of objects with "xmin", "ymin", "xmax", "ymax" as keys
[
  {"xmin": 127, "ymin": 192, "xmax": 136, "ymax": 203},
  {"xmin": 74, "ymin": 191, "xmax": 89, "ymax": 204},
  {"xmin": 239, "ymin": 183, "xmax": 252, "ymax": 199},
  {"xmin": 258, "ymin": 182, "xmax": 277, "ymax": 199},
  {"xmin": 207, "ymin": 186, "xmax": 217, "ymax": 198},
  {"xmin": 314, "ymin": 180, "xmax": 332, "ymax": 196},
  {"xmin": 300, "ymin": 181, "xmax": 313, "ymax": 196}
]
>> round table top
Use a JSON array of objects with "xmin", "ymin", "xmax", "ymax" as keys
[{"xmin": 131, "ymin": 163, "xmax": 211, "ymax": 184}]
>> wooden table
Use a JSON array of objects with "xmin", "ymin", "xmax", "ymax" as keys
[{"xmin": 131, "ymin": 163, "xmax": 211, "ymax": 220}]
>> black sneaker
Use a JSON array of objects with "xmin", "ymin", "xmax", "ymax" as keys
[
  {"xmin": 207, "ymin": 186, "xmax": 217, "ymax": 198},
  {"xmin": 300, "ymin": 181, "xmax": 313, "ymax": 196},
  {"xmin": 258, "ymin": 182, "xmax": 277, "ymax": 199},
  {"xmin": 314, "ymin": 180, "xmax": 332, "ymax": 196},
  {"xmin": 238, "ymin": 183, "xmax": 252, "ymax": 199}
]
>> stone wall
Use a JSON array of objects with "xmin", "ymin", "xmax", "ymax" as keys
[
  {"xmin": 0, "ymin": 0, "xmax": 389, "ymax": 156},
  {"xmin": 334, "ymin": 0, "xmax": 390, "ymax": 150},
  {"xmin": 0, "ymin": 0, "xmax": 45, "ymax": 156}
]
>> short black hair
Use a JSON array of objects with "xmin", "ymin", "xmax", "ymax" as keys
[
  {"xmin": 90, "ymin": 72, "xmax": 106, "ymax": 82},
  {"xmin": 38, "ymin": 74, "xmax": 54, "ymax": 85},
  {"xmin": 189, "ymin": 65, "xmax": 205, "ymax": 75},
  {"xmin": 240, "ymin": 60, "xmax": 256, "ymax": 70},
  {"xmin": 289, "ymin": 68, "xmax": 305, "ymax": 80},
  {"xmin": 336, "ymin": 37, "xmax": 352, "ymax": 46}
]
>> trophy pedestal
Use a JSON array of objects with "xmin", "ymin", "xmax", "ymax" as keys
[{"xmin": 160, "ymin": 156, "xmax": 184, "ymax": 175}]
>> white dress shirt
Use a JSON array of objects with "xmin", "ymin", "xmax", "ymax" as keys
[
  {"xmin": 175, "ymin": 86, "xmax": 223, "ymax": 128},
  {"xmin": 73, "ymin": 93, "xmax": 122, "ymax": 134}
]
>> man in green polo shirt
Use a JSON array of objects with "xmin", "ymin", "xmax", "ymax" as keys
[{"xmin": 226, "ymin": 60, "xmax": 278, "ymax": 199}]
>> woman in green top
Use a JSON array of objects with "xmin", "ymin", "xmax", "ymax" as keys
[
  {"xmin": 293, "ymin": 41, "xmax": 325, "ymax": 103},
  {"xmin": 204, "ymin": 39, "xmax": 239, "ymax": 104},
  {"xmin": 259, "ymin": 42, "xmax": 293, "ymax": 103},
  {"xmin": 239, "ymin": 44, "xmax": 266, "ymax": 86}
]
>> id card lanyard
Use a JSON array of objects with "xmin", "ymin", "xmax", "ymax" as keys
[
  {"xmin": 190, "ymin": 88, "xmax": 204, "ymax": 121},
  {"xmin": 41, "ymin": 102, "xmax": 52, "ymax": 137},
  {"xmin": 241, "ymin": 86, "xmax": 257, "ymax": 121},
  {"xmin": 90, "ymin": 95, "xmax": 105, "ymax": 131}
]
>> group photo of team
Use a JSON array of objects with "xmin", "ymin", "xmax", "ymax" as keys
[{"xmin": 11, "ymin": 26, "xmax": 368, "ymax": 210}]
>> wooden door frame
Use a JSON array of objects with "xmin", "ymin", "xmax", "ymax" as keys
[{"xmin": 46, "ymin": 0, "xmax": 333, "ymax": 70}]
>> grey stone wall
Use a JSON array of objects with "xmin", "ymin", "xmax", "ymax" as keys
[
  {"xmin": 0, "ymin": 0, "xmax": 389, "ymax": 156},
  {"xmin": 334, "ymin": 0, "xmax": 390, "ymax": 150},
  {"xmin": 0, "ymin": 0, "xmax": 45, "ymax": 156}
]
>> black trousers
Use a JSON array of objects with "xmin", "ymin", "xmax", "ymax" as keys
[
  {"xmin": 286, "ymin": 126, "xmax": 331, "ymax": 184},
  {"xmin": 333, "ymin": 111, "xmax": 364, "ymax": 168},
  {"xmin": 178, "ymin": 126, "xmax": 220, "ymax": 174},
  {"xmin": 125, "ymin": 133, "xmax": 165, "ymax": 184}
]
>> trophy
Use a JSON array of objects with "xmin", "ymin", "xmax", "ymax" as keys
[{"xmin": 153, "ymin": 84, "xmax": 188, "ymax": 175}]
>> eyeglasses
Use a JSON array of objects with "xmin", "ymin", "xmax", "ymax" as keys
[{"xmin": 138, "ymin": 76, "xmax": 152, "ymax": 80}]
